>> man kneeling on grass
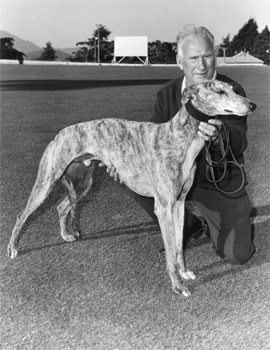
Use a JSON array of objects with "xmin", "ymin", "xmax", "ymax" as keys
[{"xmin": 102, "ymin": 24, "xmax": 255, "ymax": 265}]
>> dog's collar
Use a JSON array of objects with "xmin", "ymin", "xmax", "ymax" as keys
[{"xmin": 185, "ymin": 99, "xmax": 213, "ymax": 122}]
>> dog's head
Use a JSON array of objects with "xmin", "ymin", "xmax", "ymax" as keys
[{"xmin": 182, "ymin": 80, "xmax": 256, "ymax": 118}]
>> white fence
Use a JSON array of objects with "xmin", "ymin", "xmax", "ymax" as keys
[
  {"xmin": 0, "ymin": 59, "xmax": 266, "ymax": 67},
  {"xmin": 0, "ymin": 59, "xmax": 109, "ymax": 66}
]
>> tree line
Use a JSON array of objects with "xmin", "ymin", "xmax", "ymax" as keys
[
  {"xmin": 0, "ymin": 37, "xmax": 25, "ymax": 63},
  {"xmin": 72, "ymin": 25, "xmax": 178, "ymax": 64},
  {"xmin": 218, "ymin": 18, "xmax": 269, "ymax": 64},
  {"xmin": 1, "ymin": 19, "xmax": 269, "ymax": 64},
  {"xmin": 0, "ymin": 38, "xmax": 57, "ymax": 63}
]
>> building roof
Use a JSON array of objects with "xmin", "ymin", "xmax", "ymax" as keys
[{"xmin": 217, "ymin": 51, "xmax": 264, "ymax": 65}]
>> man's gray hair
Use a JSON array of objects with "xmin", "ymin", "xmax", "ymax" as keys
[{"xmin": 176, "ymin": 25, "xmax": 215, "ymax": 57}]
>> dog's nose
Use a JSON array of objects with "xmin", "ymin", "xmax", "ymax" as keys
[{"xmin": 249, "ymin": 102, "xmax": 257, "ymax": 111}]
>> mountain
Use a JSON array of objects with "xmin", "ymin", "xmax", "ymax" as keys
[
  {"xmin": 58, "ymin": 48, "xmax": 77, "ymax": 55},
  {"xmin": 0, "ymin": 30, "xmax": 41, "ymax": 53},
  {"xmin": 0, "ymin": 31, "xmax": 78, "ymax": 60},
  {"xmin": 26, "ymin": 49, "xmax": 72, "ymax": 61}
]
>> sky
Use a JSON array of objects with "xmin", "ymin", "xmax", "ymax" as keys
[{"xmin": 1, "ymin": 0, "xmax": 270, "ymax": 49}]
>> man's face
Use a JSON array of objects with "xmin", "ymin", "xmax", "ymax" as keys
[{"xmin": 177, "ymin": 36, "xmax": 216, "ymax": 86}]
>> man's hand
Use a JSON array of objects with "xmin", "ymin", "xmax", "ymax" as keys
[
  {"xmin": 99, "ymin": 162, "xmax": 121, "ymax": 183},
  {"xmin": 198, "ymin": 119, "xmax": 223, "ymax": 143}
]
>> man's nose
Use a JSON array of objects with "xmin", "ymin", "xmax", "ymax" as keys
[{"xmin": 197, "ymin": 57, "xmax": 206, "ymax": 70}]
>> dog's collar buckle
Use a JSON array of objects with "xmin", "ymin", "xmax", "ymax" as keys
[{"xmin": 185, "ymin": 99, "xmax": 213, "ymax": 122}]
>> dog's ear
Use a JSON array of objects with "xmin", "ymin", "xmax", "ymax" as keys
[{"xmin": 181, "ymin": 85, "xmax": 199, "ymax": 103}]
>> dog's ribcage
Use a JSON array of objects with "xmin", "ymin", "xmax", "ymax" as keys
[{"xmin": 52, "ymin": 116, "xmax": 201, "ymax": 199}]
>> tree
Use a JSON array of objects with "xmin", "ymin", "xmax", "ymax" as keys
[
  {"xmin": 148, "ymin": 40, "xmax": 162, "ymax": 63},
  {"xmin": 217, "ymin": 34, "xmax": 231, "ymax": 57},
  {"xmin": 39, "ymin": 42, "xmax": 57, "ymax": 61},
  {"xmin": 73, "ymin": 24, "xmax": 113, "ymax": 63},
  {"xmin": 216, "ymin": 18, "xmax": 269, "ymax": 63},
  {"xmin": 227, "ymin": 18, "xmax": 258, "ymax": 56},
  {"xmin": 148, "ymin": 40, "xmax": 176, "ymax": 64},
  {"xmin": 0, "ymin": 37, "xmax": 25, "ymax": 63},
  {"xmin": 93, "ymin": 24, "xmax": 111, "ymax": 41},
  {"xmin": 73, "ymin": 42, "xmax": 93, "ymax": 62},
  {"xmin": 253, "ymin": 25, "xmax": 270, "ymax": 65}
]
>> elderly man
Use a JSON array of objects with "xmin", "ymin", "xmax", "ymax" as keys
[{"xmin": 105, "ymin": 25, "xmax": 255, "ymax": 265}]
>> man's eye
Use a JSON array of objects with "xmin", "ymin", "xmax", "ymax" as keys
[{"xmin": 217, "ymin": 90, "xmax": 226, "ymax": 95}]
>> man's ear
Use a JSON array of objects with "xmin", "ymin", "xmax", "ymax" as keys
[{"xmin": 176, "ymin": 54, "xmax": 183, "ymax": 70}]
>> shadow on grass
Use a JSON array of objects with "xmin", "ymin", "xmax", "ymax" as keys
[
  {"xmin": 14, "ymin": 199, "xmax": 269, "ymax": 298},
  {"xmin": 251, "ymin": 205, "xmax": 270, "ymax": 217},
  {"xmin": 18, "ymin": 220, "xmax": 159, "ymax": 255},
  {"xmin": 188, "ymin": 232, "xmax": 269, "ymax": 293},
  {"xmin": 17, "ymin": 214, "xmax": 269, "ymax": 296},
  {"xmin": 18, "ymin": 199, "xmax": 269, "ymax": 262},
  {"xmin": 0, "ymin": 79, "xmax": 170, "ymax": 91},
  {"xmin": 10, "ymin": 157, "xmax": 269, "ymax": 282}
]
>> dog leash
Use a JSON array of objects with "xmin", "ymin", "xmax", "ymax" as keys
[
  {"xmin": 185, "ymin": 100, "xmax": 246, "ymax": 194},
  {"xmin": 204, "ymin": 120, "xmax": 246, "ymax": 194}
]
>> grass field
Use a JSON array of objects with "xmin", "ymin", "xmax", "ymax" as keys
[{"xmin": 0, "ymin": 64, "xmax": 269, "ymax": 350}]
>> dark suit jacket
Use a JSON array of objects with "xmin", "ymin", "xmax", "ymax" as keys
[{"xmin": 151, "ymin": 73, "xmax": 248, "ymax": 193}]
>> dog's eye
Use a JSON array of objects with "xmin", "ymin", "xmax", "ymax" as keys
[{"xmin": 217, "ymin": 90, "xmax": 226, "ymax": 95}]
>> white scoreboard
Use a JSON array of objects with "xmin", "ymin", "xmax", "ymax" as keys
[{"xmin": 114, "ymin": 36, "xmax": 148, "ymax": 57}]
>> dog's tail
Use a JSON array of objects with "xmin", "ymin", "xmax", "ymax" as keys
[
  {"xmin": 8, "ymin": 125, "xmax": 94, "ymax": 258},
  {"xmin": 15, "ymin": 134, "xmax": 74, "ymax": 223},
  {"xmin": 8, "ymin": 139, "xmax": 63, "ymax": 258}
]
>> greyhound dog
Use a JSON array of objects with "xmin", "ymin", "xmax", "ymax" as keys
[{"xmin": 7, "ymin": 80, "xmax": 256, "ymax": 297}]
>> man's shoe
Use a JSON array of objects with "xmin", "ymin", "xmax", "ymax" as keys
[
  {"xmin": 183, "ymin": 220, "xmax": 205, "ymax": 245},
  {"xmin": 159, "ymin": 220, "xmax": 207, "ymax": 255}
]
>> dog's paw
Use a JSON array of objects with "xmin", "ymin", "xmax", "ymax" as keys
[
  {"xmin": 179, "ymin": 270, "xmax": 196, "ymax": 280},
  {"xmin": 61, "ymin": 233, "xmax": 78, "ymax": 242},
  {"xmin": 8, "ymin": 244, "xmax": 18, "ymax": 259},
  {"xmin": 182, "ymin": 287, "xmax": 192, "ymax": 297},
  {"xmin": 173, "ymin": 285, "xmax": 191, "ymax": 297}
]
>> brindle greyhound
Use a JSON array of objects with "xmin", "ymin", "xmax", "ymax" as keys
[{"xmin": 7, "ymin": 80, "xmax": 256, "ymax": 297}]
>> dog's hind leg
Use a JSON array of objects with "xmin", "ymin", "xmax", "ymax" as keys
[
  {"xmin": 8, "ymin": 141, "xmax": 65, "ymax": 259},
  {"xmin": 58, "ymin": 162, "xmax": 94, "ymax": 242},
  {"xmin": 8, "ymin": 173, "xmax": 56, "ymax": 259},
  {"xmin": 57, "ymin": 195, "xmax": 77, "ymax": 242}
]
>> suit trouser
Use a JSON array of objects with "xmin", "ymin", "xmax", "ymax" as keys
[{"xmin": 125, "ymin": 186, "xmax": 255, "ymax": 265}]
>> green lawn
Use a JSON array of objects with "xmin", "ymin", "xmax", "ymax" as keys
[{"xmin": 0, "ymin": 64, "xmax": 269, "ymax": 350}]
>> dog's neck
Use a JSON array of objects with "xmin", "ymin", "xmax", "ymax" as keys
[
  {"xmin": 171, "ymin": 105, "xmax": 200, "ymax": 134},
  {"xmin": 184, "ymin": 100, "xmax": 213, "ymax": 122}
]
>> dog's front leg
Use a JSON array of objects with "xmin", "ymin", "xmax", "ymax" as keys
[
  {"xmin": 172, "ymin": 200, "xmax": 196, "ymax": 281},
  {"xmin": 173, "ymin": 164, "xmax": 198, "ymax": 281},
  {"xmin": 154, "ymin": 200, "xmax": 191, "ymax": 297}
]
